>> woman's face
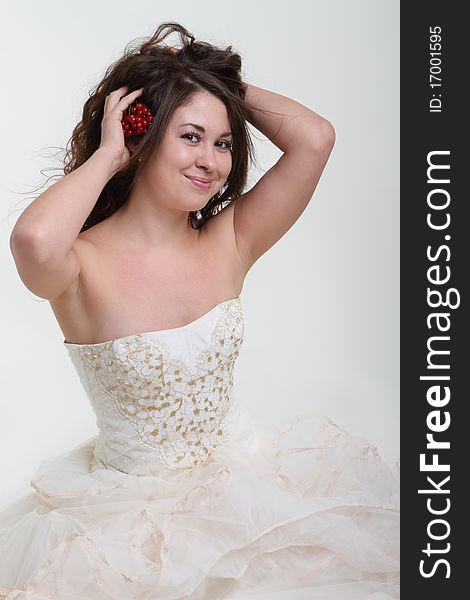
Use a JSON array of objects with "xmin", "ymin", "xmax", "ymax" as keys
[{"xmin": 140, "ymin": 91, "xmax": 233, "ymax": 214}]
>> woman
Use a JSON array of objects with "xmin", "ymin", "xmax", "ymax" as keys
[{"xmin": 2, "ymin": 22, "xmax": 399, "ymax": 600}]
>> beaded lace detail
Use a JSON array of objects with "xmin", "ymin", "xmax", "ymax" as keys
[{"xmin": 70, "ymin": 299, "xmax": 243, "ymax": 469}]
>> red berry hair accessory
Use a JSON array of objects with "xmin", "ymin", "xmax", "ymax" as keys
[{"xmin": 121, "ymin": 101, "xmax": 154, "ymax": 138}]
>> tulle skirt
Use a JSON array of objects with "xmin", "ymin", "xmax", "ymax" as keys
[{"xmin": 0, "ymin": 409, "xmax": 399, "ymax": 599}]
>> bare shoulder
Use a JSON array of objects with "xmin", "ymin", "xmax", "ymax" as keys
[
  {"xmin": 48, "ymin": 221, "xmax": 119, "ymax": 341},
  {"xmin": 201, "ymin": 199, "xmax": 248, "ymax": 278},
  {"xmin": 49, "ymin": 225, "xmax": 106, "ymax": 307}
]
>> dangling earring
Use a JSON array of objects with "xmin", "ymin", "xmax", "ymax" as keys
[{"xmin": 196, "ymin": 210, "xmax": 202, "ymax": 221}]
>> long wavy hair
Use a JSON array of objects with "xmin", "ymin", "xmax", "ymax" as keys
[{"xmin": 63, "ymin": 22, "xmax": 255, "ymax": 231}]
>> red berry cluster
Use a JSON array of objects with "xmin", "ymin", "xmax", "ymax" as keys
[{"xmin": 121, "ymin": 102, "xmax": 154, "ymax": 138}]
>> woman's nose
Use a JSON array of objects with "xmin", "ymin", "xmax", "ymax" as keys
[{"xmin": 195, "ymin": 144, "xmax": 216, "ymax": 170}]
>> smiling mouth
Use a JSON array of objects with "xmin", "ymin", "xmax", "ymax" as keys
[{"xmin": 185, "ymin": 176, "xmax": 213, "ymax": 190}]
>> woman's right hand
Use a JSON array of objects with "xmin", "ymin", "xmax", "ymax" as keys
[{"xmin": 98, "ymin": 85, "xmax": 144, "ymax": 172}]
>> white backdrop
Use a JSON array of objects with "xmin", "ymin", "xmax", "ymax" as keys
[{"xmin": 0, "ymin": 0, "xmax": 399, "ymax": 509}]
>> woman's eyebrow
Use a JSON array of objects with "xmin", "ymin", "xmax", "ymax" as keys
[{"xmin": 178, "ymin": 122, "xmax": 232, "ymax": 137}]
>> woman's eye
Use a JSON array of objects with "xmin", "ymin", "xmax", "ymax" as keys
[
  {"xmin": 182, "ymin": 132, "xmax": 232, "ymax": 151},
  {"xmin": 182, "ymin": 132, "xmax": 200, "ymax": 143}
]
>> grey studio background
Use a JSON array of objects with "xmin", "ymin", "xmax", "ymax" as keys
[{"xmin": 0, "ymin": 0, "xmax": 399, "ymax": 509}]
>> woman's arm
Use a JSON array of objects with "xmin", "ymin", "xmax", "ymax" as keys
[
  {"xmin": 10, "ymin": 148, "xmax": 118, "ymax": 300},
  {"xmin": 233, "ymin": 83, "xmax": 335, "ymax": 270},
  {"xmin": 10, "ymin": 86, "xmax": 142, "ymax": 300}
]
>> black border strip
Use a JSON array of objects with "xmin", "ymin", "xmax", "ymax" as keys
[{"xmin": 401, "ymin": 3, "xmax": 466, "ymax": 596}]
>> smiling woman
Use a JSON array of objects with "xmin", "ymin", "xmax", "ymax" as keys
[
  {"xmin": 123, "ymin": 91, "xmax": 235, "ymax": 218},
  {"xmin": 3, "ymin": 20, "xmax": 399, "ymax": 600}
]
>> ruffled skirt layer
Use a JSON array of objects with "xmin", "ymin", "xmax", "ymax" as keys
[{"xmin": 0, "ymin": 410, "xmax": 399, "ymax": 599}]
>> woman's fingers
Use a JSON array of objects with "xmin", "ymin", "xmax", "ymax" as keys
[
  {"xmin": 99, "ymin": 86, "xmax": 143, "ymax": 157},
  {"xmin": 119, "ymin": 87, "xmax": 144, "ymax": 109},
  {"xmin": 98, "ymin": 86, "xmax": 147, "ymax": 171},
  {"xmin": 104, "ymin": 87, "xmax": 143, "ymax": 114},
  {"xmin": 103, "ymin": 86, "xmax": 127, "ymax": 110}
]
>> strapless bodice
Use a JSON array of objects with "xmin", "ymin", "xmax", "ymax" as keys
[{"xmin": 64, "ymin": 297, "xmax": 244, "ymax": 474}]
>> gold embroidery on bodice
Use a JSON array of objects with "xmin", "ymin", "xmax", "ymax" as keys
[{"xmin": 66, "ymin": 299, "xmax": 243, "ymax": 469}]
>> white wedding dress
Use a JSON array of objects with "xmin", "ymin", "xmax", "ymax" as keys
[{"xmin": 0, "ymin": 297, "xmax": 399, "ymax": 599}]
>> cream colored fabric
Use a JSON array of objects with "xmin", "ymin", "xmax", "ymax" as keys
[{"xmin": 0, "ymin": 297, "xmax": 399, "ymax": 599}]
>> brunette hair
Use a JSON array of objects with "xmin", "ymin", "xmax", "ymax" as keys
[{"xmin": 65, "ymin": 22, "xmax": 255, "ymax": 231}]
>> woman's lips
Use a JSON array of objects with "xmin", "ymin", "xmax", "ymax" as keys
[{"xmin": 185, "ymin": 176, "xmax": 212, "ymax": 190}]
